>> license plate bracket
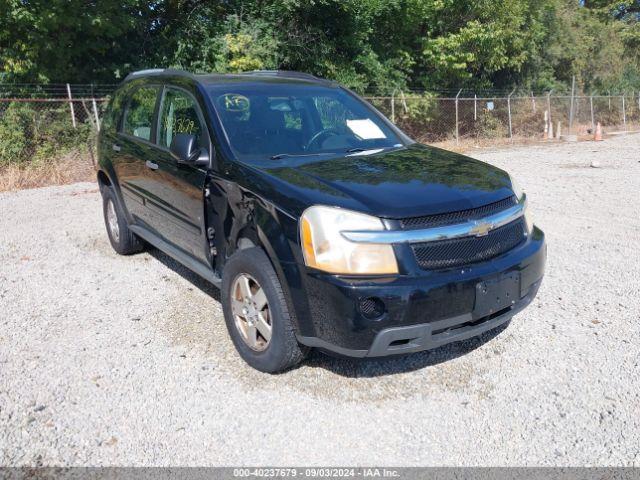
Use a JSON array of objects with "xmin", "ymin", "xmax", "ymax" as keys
[{"xmin": 474, "ymin": 272, "xmax": 521, "ymax": 318}]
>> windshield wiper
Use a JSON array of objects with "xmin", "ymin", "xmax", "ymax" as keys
[{"xmin": 270, "ymin": 152, "xmax": 332, "ymax": 160}]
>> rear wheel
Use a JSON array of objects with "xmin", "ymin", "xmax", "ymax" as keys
[
  {"xmin": 221, "ymin": 247, "xmax": 308, "ymax": 373},
  {"xmin": 102, "ymin": 187, "xmax": 144, "ymax": 255}
]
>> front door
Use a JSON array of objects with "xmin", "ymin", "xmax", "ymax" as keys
[
  {"xmin": 112, "ymin": 85, "xmax": 161, "ymax": 228},
  {"xmin": 142, "ymin": 86, "xmax": 209, "ymax": 262}
]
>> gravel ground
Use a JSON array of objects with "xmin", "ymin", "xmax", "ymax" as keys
[{"xmin": 1, "ymin": 134, "xmax": 639, "ymax": 467}]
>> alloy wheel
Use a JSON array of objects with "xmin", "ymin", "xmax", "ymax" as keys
[
  {"xmin": 106, "ymin": 199, "xmax": 120, "ymax": 243},
  {"xmin": 230, "ymin": 273, "xmax": 272, "ymax": 351}
]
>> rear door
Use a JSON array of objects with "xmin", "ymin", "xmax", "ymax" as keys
[
  {"xmin": 112, "ymin": 85, "xmax": 161, "ymax": 228},
  {"xmin": 141, "ymin": 86, "xmax": 209, "ymax": 262}
]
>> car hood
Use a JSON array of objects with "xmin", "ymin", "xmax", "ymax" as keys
[{"xmin": 249, "ymin": 144, "xmax": 515, "ymax": 219}]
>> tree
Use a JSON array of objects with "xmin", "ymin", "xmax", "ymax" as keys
[{"xmin": 0, "ymin": 0, "xmax": 637, "ymax": 93}]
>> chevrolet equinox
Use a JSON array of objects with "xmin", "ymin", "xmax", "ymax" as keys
[{"xmin": 96, "ymin": 69, "xmax": 546, "ymax": 372}]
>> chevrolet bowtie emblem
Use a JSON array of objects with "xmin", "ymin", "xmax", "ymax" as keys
[{"xmin": 470, "ymin": 221, "xmax": 494, "ymax": 237}]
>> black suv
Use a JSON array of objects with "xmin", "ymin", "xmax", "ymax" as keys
[{"xmin": 97, "ymin": 69, "xmax": 546, "ymax": 372}]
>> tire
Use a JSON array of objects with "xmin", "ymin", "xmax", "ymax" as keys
[
  {"xmin": 102, "ymin": 187, "xmax": 144, "ymax": 255},
  {"xmin": 221, "ymin": 247, "xmax": 308, "ymax": 373}
]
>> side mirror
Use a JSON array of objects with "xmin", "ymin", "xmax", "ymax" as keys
[{"xmin": 169, "ymin": 134, "xmax": 209, "ymax": 166}]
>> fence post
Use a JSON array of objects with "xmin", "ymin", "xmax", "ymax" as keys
[
  {"xmin": 455, "ymin": 89, "xmax": 462, "ymax": 145},
  {"xmin": 590, "ymin": 94, "xmax": 595, "ymax": 131},
  {"xmin": 92, "ymin": 98, "xmax": 100, "ymax": 131},
  {"xmin": 66, "ymin": 83, "xmax": 77, "ymax": 129},
  {"xmin": 531, "ymin": 92, "xmax": 536, "ymax": 113},
  {"xmin": 568, "ymin": 76, "xmax": 576, "ymax": 136},
  {"xmin": 622, "ymin": 94, "xmax": 626, "ymax": 131},
  {"xmin": 391, "ymin": 90, "xmax": 395, "ymax": 123},
  {"xmin": 546, "ymin": 90, "xmax": 553, "ymax": 139},
  {"xmin": 474, "ymin": 94, "xmax": 477, "ymax": 121},
  {"xmin": 507, "ymin": 89, "xmax": 515, "ymax": 141},
  {"xmin": 389, "ymin": 87, "xmax": 406, "ymax": 124}
]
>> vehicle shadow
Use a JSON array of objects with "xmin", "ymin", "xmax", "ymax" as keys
[
  {"xmin": 148, "ymin": 246, "xmax": 510, "ymax": 378},
  {"xmin": 147, "ymin": 247, "xmax": 221, "ymax": 302},
  {"xmin": 298, "ymin": 323, "xmax": 509, "ymax": 378}
]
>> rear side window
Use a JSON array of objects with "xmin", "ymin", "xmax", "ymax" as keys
[
  {"xmin": 123, "ymin": 87, "xmax": 158, "ymax": 141},
  {"xmin": 158, "ymin": 88, "xmax": 204, "ymax": 149}
]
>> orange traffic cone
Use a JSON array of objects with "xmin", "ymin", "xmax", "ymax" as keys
[{"xmin": 594, "ymin": 122, "xmax": 603, "ymax": 141}]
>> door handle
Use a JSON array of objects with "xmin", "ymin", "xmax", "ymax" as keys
[
  {"xmin": 112, "ymin": 144, "xmax": 121, "ymax": 152},
  {"xmin": 145, "ymin": 160, "xmax": 159, "ymax": 170}
]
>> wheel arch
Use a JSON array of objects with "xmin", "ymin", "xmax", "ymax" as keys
[
  {"xmin": 205, "ymin": 173, "xmax": 314, "ymax": 337},
  {"xmin": 96, "ymin": 169, "xmax": 112, "ymax": 192},
  {"xmin": 227, "ymin": 199, "xmax": 313, "ymax": 337}
]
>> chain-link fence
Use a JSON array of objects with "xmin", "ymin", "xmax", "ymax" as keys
[
  {"xmin": 367, "ymin": 92, "xmax": 640, "ymax": 145},
  {"xmin": 1, "ymin": 84, "xmax": 639, "ymax": 169},
  {"xmin": 0, "ymin": 97, "xmax": 107, "ymax": 169}
]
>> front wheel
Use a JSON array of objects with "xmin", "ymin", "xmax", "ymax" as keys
[{"xmin": 221, "ymin": 247, "xmax": 308, "ymax": 373}]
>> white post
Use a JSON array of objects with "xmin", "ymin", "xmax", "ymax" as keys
[
  {"xmin": 455, "ymin": 89, "xmax": 462, "ymax": 145},
  {"xmin": 622, "ymin": 95, "xmax": 627, "ymax": 131},
  {"xmin": 66, "ymin": 83, "xmax": 77, "ymax": 129},
  {"xmin": 568, "ymin": 76, "xmax": 576, "ymax": 135},
  {"xmin": 590, "ymin": 94, "xmax": 595, "ymax": 131},
  {"xmin": 390, "ymin": 90, "xmax": 395, "ymax": 124},
  {"xmin": 547, "ymin": 90, "xmax": 553, "ymax": 139},
  {"xmin": 92, "ymin": 98, "xmax": 100, "ymax": 131},
  {"xmin": 400, "ymin": 90, "xmax": 408, "ymax": 115},
  {"xmin": 507, "ymin": 89, "xmax": 515, "ymax": 141},
  {"xmin": 474, "ymin": 94, "xmax": 477, "ymax": 121},
  {"xmin": 531, "ymin": 92, "xmax": 536, "ymax": 113}
]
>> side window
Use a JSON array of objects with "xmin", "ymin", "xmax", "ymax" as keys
[
  {"xmin": 158, "ymin": 88, "xmax": 204, "ymax": 149},
  {"xmin": 123, "ymin": 87, "xmax": 158, "ymax": 141}
]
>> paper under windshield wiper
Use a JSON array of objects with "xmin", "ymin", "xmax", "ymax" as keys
[
  {"xmin": 270, "ymin": 152, "xmax": 333, "ymax": 160},
  {"xmin": 346, "ymin": 146, "xmax": 399, "ymax": 154}
]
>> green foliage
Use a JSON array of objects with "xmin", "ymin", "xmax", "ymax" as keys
[
  {"xmin": 0, "ymin": 102, "xmax": 91, "ymax": 167},
  {"xmin": 391, "ymin": 94, "xmax": 441, "ymax": 139},
  {"xmin": 173, "ymin": 14, "xmax": 280, "ymax": 74},
  {"xmin": 1, "ymin": 0, "xmax": 637, "ymax": 172},
  {"xmin": 473, "ymin": 110, "xmax": 509, "ymax": 139},
  {"xmin": 0, "ymin": 0, "xmax": 638, "ymax": 92},
  {"xmin": 403, "ymin": 95, "xmax": 439, "ymax": 124}
]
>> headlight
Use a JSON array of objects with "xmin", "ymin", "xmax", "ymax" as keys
[
  {"xmin": 523, "ymin": 209, "xmax": 534, "ymax": 234},
  {"xmin": 509, "ymin": 174, "xmax": 534, "ymax": 233},
  {"xmin": 300, "ymin": 206, "xmax": 398, "ymax": 274},
  {"xmin": 509, "ymin": 174, "xmax": 525, "ymax": 201}
]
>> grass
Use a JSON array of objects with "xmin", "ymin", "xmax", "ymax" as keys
[{"xmin": 0, "ymin": 149, "xmax": 95, "ymax": 192}]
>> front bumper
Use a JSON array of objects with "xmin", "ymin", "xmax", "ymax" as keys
[{"xmin": 295, "ymin": 226, "xmax": 546, "ymax": 358}]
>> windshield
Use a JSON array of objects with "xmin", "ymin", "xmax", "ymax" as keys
[{"xmin": 207, "ymin": 84, "xmax": 404, "ymax": 160}]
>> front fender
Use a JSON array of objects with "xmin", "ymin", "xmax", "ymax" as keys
[
  {"xmin": 208, "ymin": 168, "xmax": 314, "ymax": 336},
  {"xmin": 253, "ymin": 203, "xmax": 314, "ymax": 337}
]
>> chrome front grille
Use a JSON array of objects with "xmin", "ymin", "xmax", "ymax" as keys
[
  {"xmin": 400, "ymin": 196, "xmax": 518, "ymax": 230},
  {"xmin": 411, "ymin": 218, "xmax": 526, "ymax": 270},
  {"xmin": 338, "ymin": 194, "xmax": 527, "ymax": 270}
]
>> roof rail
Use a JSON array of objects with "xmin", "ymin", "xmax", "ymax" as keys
[
  {"xmin": 123, "ymin": 68, "xmax": 194, "ymax": 82},
  {"xmin": 239, "ymin": 70, "xmax": 327, "ymax": 82}
]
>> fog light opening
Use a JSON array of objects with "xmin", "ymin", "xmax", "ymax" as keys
[{"xmin": 358, "ymin": 297, "xmax": 386, "ymax": 320}]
